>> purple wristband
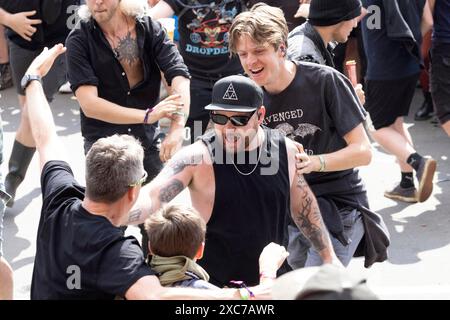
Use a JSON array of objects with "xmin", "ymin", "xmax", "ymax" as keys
[{"xmin": 143, "ymin": 108, "xmax": 153, "ymax": 124}]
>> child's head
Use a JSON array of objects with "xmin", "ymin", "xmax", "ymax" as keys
[{"xmin": 144, "ymin": 204, "xmax": 206, "ymax": 260}]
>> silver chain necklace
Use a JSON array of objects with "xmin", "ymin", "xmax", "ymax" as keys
[{"xmin": 231, "ymin": 145, "xmax": 264, "ymax": 176}]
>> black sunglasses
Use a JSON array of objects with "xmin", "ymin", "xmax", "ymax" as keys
[{"xmin": 210, "ymin": 110, "xmax": 257, "ymax": 127}]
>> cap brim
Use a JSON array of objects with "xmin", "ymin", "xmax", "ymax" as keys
[{"xmin": 205, "ymin": 103, "xmax": 257, "ymax": 113}]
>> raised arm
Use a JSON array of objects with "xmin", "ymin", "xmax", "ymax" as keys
[
  {"xmin": 286, "ymin": 138, "xmax": 338, "ymax": 264},
  {"xmin": 148, "ymin": 0, "xmax": 175, "ymax": 20},
  {"xmin": 125, "ymin": 142, "xmax": 206, "ymax": 225},
  {"xmin": 23, "ymin": 44, "xmax": 67, "ymax": 171}
]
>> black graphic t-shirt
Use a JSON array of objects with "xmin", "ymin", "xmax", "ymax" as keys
[
  {"xmin": 263, "ymin": 61, "xmax": 366, "ymax": 185},
  {"xmin": 165, "ymin": 0, "xmax": 244, "ymax": 80}
]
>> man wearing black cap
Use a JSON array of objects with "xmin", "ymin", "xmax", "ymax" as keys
[
  {"xmin": 132, "ymin": 74, "xmax": 340, "ymax": 287},
  {"xmin": 287, "ymin": 0, "xmax": 366, "ymax": 104}
]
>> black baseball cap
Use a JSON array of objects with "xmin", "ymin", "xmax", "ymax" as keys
[{"xmin": 205, "ymin": 75, "xmax": 264, "ymax": 113}]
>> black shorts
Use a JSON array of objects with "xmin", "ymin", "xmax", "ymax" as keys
[
  {"xmin": 9, "ymin": 40, "xmax": 66, "ymax": 101},
  {"xmin": 430, "ymin": 43, "xmax": 450, "ymax": 125},
  {"xmin": 365, "ymin": 73, "xmax": 420, "ymax": 130}
]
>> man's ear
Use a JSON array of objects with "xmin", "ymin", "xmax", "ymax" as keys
[{"xmin": 194, "ymin": 242, "xmax": 205, "ymax": 260}]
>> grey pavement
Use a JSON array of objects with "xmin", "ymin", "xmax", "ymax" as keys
[{"xmin": 0, "ymin": 86, "xmax": 449, "ymax": 300}]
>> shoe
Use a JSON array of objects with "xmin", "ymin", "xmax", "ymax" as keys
[
  {"xmin": 416, "ymin": 158, "xmax": 437, "ymax": 203},
  {"xmin": 414, "ymin": 92, "xmax": 434, "ymax": 121},
  {"xmin": 384, "ymin": 184, "xmax": 417, "ymax": 203},
  {"xmin": 0, "ymin": 63, "xmax": 13, "ymax": 91},
  {"xmin": 4, "ymin": 141, "xmax": 36, "ymax": 208},
  {"xmin": 58, "ymin": 81, "xmax": 72, "ymax": 94}
]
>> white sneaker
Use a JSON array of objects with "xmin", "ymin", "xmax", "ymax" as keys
[{"xmin": 59, "ymin": 81, "xmax": 72, "ymax": 94}]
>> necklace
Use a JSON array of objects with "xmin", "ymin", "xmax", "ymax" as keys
[{"xmin": 231, "ymin": 137, "xmax": 265, "ymax": 176}]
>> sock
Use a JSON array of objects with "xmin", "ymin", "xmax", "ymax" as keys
[
  {"xmin": 406, "ymin": 153, "xmax": 423, "ymax": 171},
  {"xmin": 400, "ymin": 172, "xmax": 414, "ymax": 188}
]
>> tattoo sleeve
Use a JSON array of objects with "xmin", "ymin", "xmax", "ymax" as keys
[
  {"xmin": 127, "ymin": 209, "xmax": 142, "ymax": 224},
  {"xmin": 293, "ymin": 176, "xmax": 329, "ymax": 253},
  {"xmin": 158, "ymin": 179, "xmax": 184, "ymax": 203}
]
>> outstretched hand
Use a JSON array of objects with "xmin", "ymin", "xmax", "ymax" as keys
[{"xmin": 25, "ymin": 44, "xmax": 67, "ymax": 78}]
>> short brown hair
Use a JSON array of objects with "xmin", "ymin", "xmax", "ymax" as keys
[
  {"xmin": 144, "ymin": 204, "xmax": 206, "ymax": 258},
  {"xmin": 229, "ymin": 3, "xmax": 288, "ymax": 53},
  {"xmin": 85, "ymin": 134, "xmax": 144, "ymax": 203}
]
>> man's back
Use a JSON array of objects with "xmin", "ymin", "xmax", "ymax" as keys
[{"xmin": 31, "ymin": 161, "xmax": 152, "ymax": 299}]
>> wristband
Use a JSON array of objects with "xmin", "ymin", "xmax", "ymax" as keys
[
  {"xmin": 143, "ymin": 107, "xmax": 153, "ymax": 124},
  {"xmin": 318, "ymin": 154, "xmax": 326, "ymax": 172}
]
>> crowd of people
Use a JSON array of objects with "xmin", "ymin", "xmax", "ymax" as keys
[{"xmin": 0, "ymin": 0, "xmax": 447, "ymax": 300}]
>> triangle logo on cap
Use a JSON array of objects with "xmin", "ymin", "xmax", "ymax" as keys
[{"xmin": 222, "ymin": 83, "xmax": 238, "ymax": 101}]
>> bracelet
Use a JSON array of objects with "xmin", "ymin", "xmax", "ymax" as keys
[
  {"xmin": 143, "ymin": 107, "xmax": 153, "ymax": 124},
  {"xmin": 230, "ymin": 280, "xmax": 255, "ymax": 300},
  {"xmin": 238, "ymin": 287, "xmax": 255, "ymax": 300},
  {"xmin": 318, "ymin": 154, "xmax": 326, "ymax": 172}
]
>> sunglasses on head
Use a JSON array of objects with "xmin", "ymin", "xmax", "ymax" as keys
[{"xmin": 210, "ymin": 110, "xmax": 257, "ymax": 127}]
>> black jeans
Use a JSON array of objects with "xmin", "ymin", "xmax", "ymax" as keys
[{"xmin": 430, "ymin": 43, "xmax": 450, "ymax": 125}]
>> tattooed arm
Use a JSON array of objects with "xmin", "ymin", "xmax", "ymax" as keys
[
  {"xmin": 286, "ymin": 138, "xmax": 338, "ymax": 264},
  {"xmin": 125, "ymin": 143, "xmax": 204, "ymax": 225}
]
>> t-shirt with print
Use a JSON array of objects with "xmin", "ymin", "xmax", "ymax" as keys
[
  {"xmin": 164, "ymin": 0, "xmax": 244, "ymax": 80},
  {"xmin": 31, "ymin": 161, "xmax": 154, "ymax": 300},
  {"xmin": 262, "ymin": 61, "xmax": 366, "ymax": 186}
]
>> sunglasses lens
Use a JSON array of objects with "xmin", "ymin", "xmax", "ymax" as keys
[
  {"xmin": 230, "ymin": 116, "xmax": 249, "ymax": 126},
  {"xmin": 210, "ymin": 113, "xmax": 228, "ymax": 125}
]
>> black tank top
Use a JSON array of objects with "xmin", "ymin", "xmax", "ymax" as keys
[{"xmin": 198, "ymin": 127, "xmax": 290, "ymax": 287}]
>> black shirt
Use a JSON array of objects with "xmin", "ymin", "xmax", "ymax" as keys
[
  {"xmin": 164, "ymin": 0, "xmax": 244, "ymax": 81},
  {"xmin": 199, "ymin": 128, "xmax": 290, "ymax": 287},
  {"xmin": 0, "ymin": 0, "xmax": 79, "ymax": 51},
  {"xmin": 262, "ymin": 61, "xmax": 366, "ymax": 186},
  {"xmin": 31, "ymin": 161, "xmax": 154, "ymax": 300},
  {"xmin": 66, "ymin": 16, "xmax": 190, "ymax": 147}
]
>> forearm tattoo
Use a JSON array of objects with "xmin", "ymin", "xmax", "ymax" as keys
[
  {"xmin": 127, "ymin": 209, "xmax": 142, "ymax": 224},
  {"xmin": 159, "ymin": 179, "xmax": 184, "ymax": 203},
  {"xmin": 294, "ymin": 176, "xmax": 327, "ymax": 252},
  {"xmin": 114, "ymin": 32, "xmax": 139, "ymax": 65}
]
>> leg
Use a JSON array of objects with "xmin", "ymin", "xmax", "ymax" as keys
[
  {"xmin": 305, "ymin": 209, "xmax": 365, "ymax": 267},
  {"xmin": 286, "ymin": 223, "xmax": 310, "ymax": 269},
  {"xmin": 0, "ymin": 25, "xmax": 13, "ymax": 90},
  {"xmin": 415, "ymin": 31, "xmax": 434, "ymax": 121},
  {"xmin": 371, "ymin": 118, "xmax": 416, "ymax": 172},
  {"xmin": 430, "ymin": 46, "xmax": 450, "ymax": 137},
  {"xmin": 0, "ymin": 200, "xmax": 13, "ymax": 299},
  {"xmin": 5, "ymin": 43, "xmax": 67, "ymax": 207}
]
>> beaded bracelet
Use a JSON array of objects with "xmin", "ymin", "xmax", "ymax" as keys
[
  {"xmin": 143, "ymin": 107, "xmax": 153, "ymax": 124},
  {"xmin": 230, "ymin": 280, "xmax": 255, "ymax": 300}
]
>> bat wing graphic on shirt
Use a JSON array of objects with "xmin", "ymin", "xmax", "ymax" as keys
[
  {"xmin": 293, "ymin": 123, "xmax": 322, "ymax": 138},
  {"xmin": 275, "ymin": 123, "xmax": 295, "ymax": 137}
]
